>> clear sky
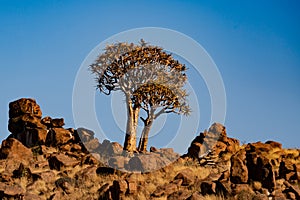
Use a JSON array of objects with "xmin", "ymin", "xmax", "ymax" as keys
[{"xmin": 0, "ymin": 0, "xmax": 299, "ymax": 152}]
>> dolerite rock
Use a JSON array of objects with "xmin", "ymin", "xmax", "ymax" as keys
[
  {"xmin": 48, "ymin": 153, "xmax": 80, "ymax": 170},
  {"xmin": 187, "ymin": 123, "xmax": 239, "ymax": 159},
  {"xmin": 0, "ymin": 138, "xmax": 33, "ymax": 161},
  {"xmin": 41, "ymin": 116, "xmax": 65, "ymax": 128},
  {"xmin": 9, "ymin": 98, "xmax": 42, "ymax": 119},
  {"xmin": 76, "ymin": 128, "xmax": 95, "ymax": 143},
  {"xmin": 245, "ymin": 143, "xmax": 276, "ymax": 192},
  {"xmin": 230, "ymin": 149, "xmax": 248, "ymax": 184},
  {"xmin": 174, "ymin": 168, "xmax": 194, "ymax": 186},
  {"xmin": 46, "ymin": 128, "xmax": 73, "ymax": 146}
]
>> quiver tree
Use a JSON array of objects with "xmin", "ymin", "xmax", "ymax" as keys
[
  {"xmin": 90, "ymin": 40, "xmax": 189, "ymax": 152},
  {"xmin": 133, "ymin": 82, "xmax": 190, "ymax": 152}
]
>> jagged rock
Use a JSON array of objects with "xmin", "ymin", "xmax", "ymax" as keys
[
  {"xmin": 41, "ymin": 116, "xmax": 65, "ymax": 128},
  {"xmin": 76, "ymin": 128, "xmax": 95, "ymax": 143},
  {"xmin": 0, "ymin": 138, "xmax": 33, "ymax": 161},
  {"xmin": 128, "ymin": 153, "xmax": 168, "ymax": 172},
  {"xmin": 55, "ymin": 177, "xmax": 74, "ymax": 194},
  {"xmin": 13, "ymin": 128, "xmax": 48, "ymax": 147},
  {"xmin": 200, "ymin": 181, "xmax": 216, "ymax": 195},
  {"xmin": 283, "ymin": 181, "xmax": 300, "ymax": 199},
  {"xmin": 48, "ymin": 153, "xmax": 80, "ymax": 170},
  {"xmin": 246, "ymin": 146, "xmax": 276, "ymax": 191},
  {"xmin": 152, "ymin": 183, "xmax": 179, "ymax": 197},
  {"xmin": 108, "ymin": 156, "xmax": 129, "ymax": 169},
  {"xmin": 96, "ymin": 167, "xmax": 116, "ymax": 175},
  {"xmin": 98, "ymin": 183, "xmax": 112, "ymax": 200},
  {"xmin": 0, "ymin": 182, "xmax": 25, "ymax": 198},
  {"xmin": 107, "ymin": 142, "xmax": 123, "ymax": 156},
  {"xmin": 46, "ymin": 128, "xmax": 73, "ymax": 146},
  {"xmin": 36, "ymin": 171, "xmax": 56, "ymax": 183},
  {"xmin": 126, "ymin": 179, "xmax": 137, "ymax": 194},
  {"xmin": 8, "ymin": 114, "xmax": 46, "ymax": 134},
  {"xmin": 230, "ymin": 149, "xmax": 248, "ymax": 184},
  {"xmin": 9, "ymin": 98, "xmax": 42, "ymax": 119},
  {"xmin": 75, "ymin": 166, "xmax": 98, "ymax": 184},
  {"xmin": 279, "ymin": 160, "xmax": 297, "ymax": 181},
  {"xmin": 150, "ymin": 146, "xmax": 158, "ymax": 152},
  {"xmin": 174, "ymin": 168, "xmax": 194, "ymax": 186},
  {"xmin": 111, "ymin": 180, "xmax": 127, "ymax": 199},
  {"xmin": 23, "ymin": 192, "xmax": 43, "ymax": 200},
  {"xmin": 83, "ymin": 138, "xmax": 101, "ymax": 152},
  {"xmin": 266, "ymin": 141, "xmax": 282, "ymax": 149},
  {"xmin": 232, "ymin": 184, "xmax": 254, "ymax": 196}
]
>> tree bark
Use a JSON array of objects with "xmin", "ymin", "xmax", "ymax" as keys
[
  {"xmin": 123, "ymin": 96, "xmax": 139, "ymax": 152},
  {"xmin": 138, "ymin": 120, "xmax": 153, "ymax": 152}
]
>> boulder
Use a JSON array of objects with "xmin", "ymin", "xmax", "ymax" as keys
[
  {"xmin": 46, "ymin": 128, "xmax": 73, "ymax": 146},
  {"xmin": 13, "ymin": 128, "xmax": 48, "ymax": 147},
  {"xmin": 9, "ymin": 98, "xmax": 42, "ymax": 119},
  {"xmin": 107, "ymin": 142, "xmax": 123, "ymax": 156},
  {"xmin": 230, "ymin": 150, "xmax": 248, "ymax": 184},
  {"xmin": 200, "ymin": 181, "xmax": 216, "ymax": 195},
  {"xmin": 41, "ymin": 116, "xmax": 65, "ymax": 128},
  {"xmin": 83, "ymin": 138, "xmax": 101, "ymax": 152},
  {"xmin": 8, "ymin": 114, "xmax": 46, "ymax": 134},
  {"xmin": 0, "ymin": 183, "xmax": 25, "ymax": 198},
  {"xmin": 111, "ymin": 180, "xmax": 127, "ymax": 200},
  {"xmin": 174, "ymin": 168, "xmax": 194, "ymax": 186},
  {"xmin": 0, "ymin": 138, "xmax": 33, "ymax": 161},
  {"xmin": 48, "ymin": 153, "xmax": 80, "ymax": 170},
  {"xmin": 265, "ymin": 141, "xmax": 282, "ymax": 149},
  {"xmin": 76, "ymin": 128, "xmax": 95, "ymax": 143}
]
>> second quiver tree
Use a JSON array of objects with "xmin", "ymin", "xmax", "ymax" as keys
[{"xmin": 90, "ymin": 39, "xmax": 190, "ymax": 152}]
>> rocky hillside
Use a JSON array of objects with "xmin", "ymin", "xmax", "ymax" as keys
[{"xmin": 0, "ymin": 98, "xmax": 299, "ymax": 200}]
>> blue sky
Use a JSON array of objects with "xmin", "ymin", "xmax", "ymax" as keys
[{"xmin": 0, "ymin": 0, "xmax": 299, "ymax": 151}]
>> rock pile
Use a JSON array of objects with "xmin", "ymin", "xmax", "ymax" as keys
[{"xmin": 0, "ymin": 98, "xmax": 299, "ymax": 200}]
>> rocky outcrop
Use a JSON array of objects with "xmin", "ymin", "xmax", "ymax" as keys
[{"xmin": 0, "ymin": 98, "xmax": 299, "ymax": 200}]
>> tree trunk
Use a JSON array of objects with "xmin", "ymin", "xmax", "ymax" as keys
[
  {"xmin": 138, "ymin": 120, "xmax": 153, "ymax": 152},
  {"xmin": 123, "ymin": 96, "xmax": 139, "ymax": 152}
]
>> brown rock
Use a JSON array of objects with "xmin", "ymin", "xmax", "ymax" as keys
[
  {"xmin": 150, "ymin": 146, "xmax": 158, "ymax": 152},
  {"xmin": 174, "ymin": 168, "xmax": 194, "ymax": 186},
  {"xmin": 128, "ymin": 154, "xmax": 167, "ymax": 172},
  {"xmin": 48, "ymin": 153, "xmax": 80, "ymax": 170},
  {"xmin": 200, "ymin": 181, "xmax": 216, "ymax": 195},
  {"xmin": 36, "ymin": 171, "xmax": 56, "ymax": 183},
  {"xmin": 76, "ymin": 128, "xmax": 95, "ymax": 143},
  {"xmin": 111, "ymin": 180, "xmax": 127, "ymax": 199},
  {"xmin": 13, "ymin": 128, "xmax": 48, "ymax": 147},
  {"xmin": 108, "ymin": 156, "xmax": 128, "ymax": 169},
  {"xmin": 55, "ymin": 177, "xmax": 74, "ymax": 194},
  {"xmin": 23, "ymin": 192, "xmax": 43, "ymax": 200},
  {"xmin": 98, "ymin": 183, "xmax": 112, "ymax": 200},
  {"xmin": 284, "ymin": 181, "xmax": 300, "ymax": 199},
  {"xmin": 0, "ymin": 183, "xmax": 25, "ymax": 197},
  {"xmin": 232, "ymin": 184, "xmax": 254, "ymax": 196},
  {"xmin": 265, "ymin": 141, "xmax": 282, "ymax": 149},
  {"xmin": 230, "ymin": 150, "xmax": 248, "ymax": 184},
  {"xmin": 8, "ymin": 114, "xmax": 47, "ymax": 134},
  {"xmin": 51, "ymin": 118, "xmax": 65, "ymax": 127},
  {"xmin": 46, "ymin": 128, "xmax": 73, "ymax": 146},
  {"xmin": 9, "ymin": 98, "xmax": 42, "ymax": 119},
  {"xmin": 0, "ymin": 138, "xmax": 33, "ymax": 161},
  {"xmin": 152, "ymin": 183, "xmax": 178, "ymax": 197},
  {"xmin": 83, "ymin": 138, "xmax": 101, "ymax": 152},
  {"xmin": 107, "ymin": 142, "xmax": 123, "ymax": 156},
  {"xmin": 127, "ymin": 180, "xmax": 137, "ymax": 194}
]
